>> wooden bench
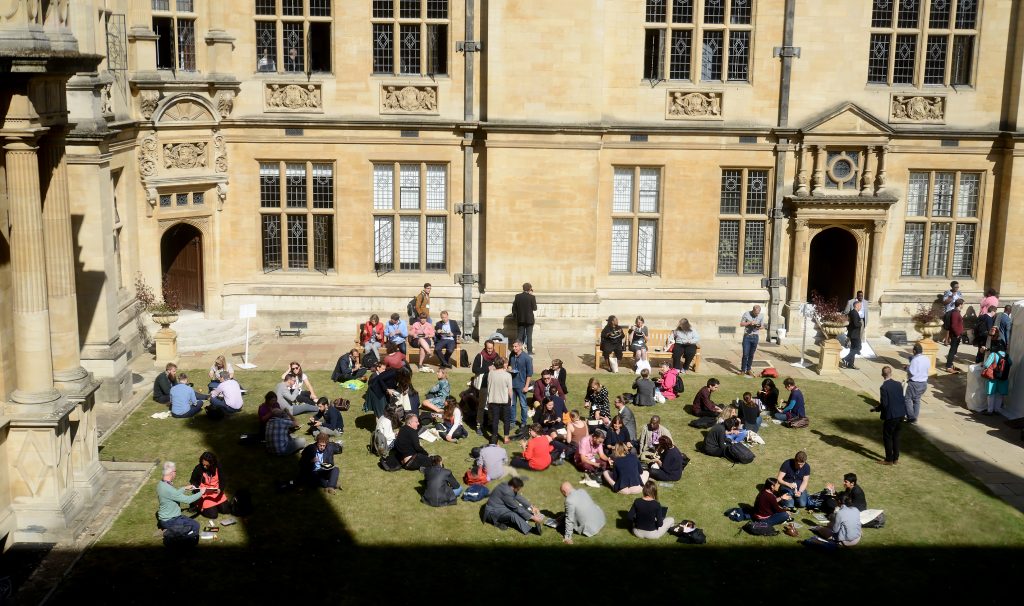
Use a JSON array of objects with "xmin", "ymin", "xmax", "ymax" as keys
[
  {"xmin": 354, "ymin": 323, "xmax": 462, "ymax": 368},
  {"xmin": 276, "ymin": 321, "xmax": 306, "ymax": 338},
  {"xmin": 593, "ymin": 327, "xmax": 701, "ymax": 372}
]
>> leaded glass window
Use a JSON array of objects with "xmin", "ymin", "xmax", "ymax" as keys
[
  {"xmin": 901, "ymin": 223, "xmax": 925, "ymax": 276},
  {"xmin": 399, "ymin": 216, "xmax": 420, "ymax": 270},
  {"xmin": 262, "ymin": 214, "xmax": 283, "ymax": 272},
  {"xmin": 720, "ymin": 170, "xmax": 742, "ymax": 213},
  {"xmin": 901, "ymin": 170, "xmax": 982, "ymax": 278},
  {"xmin": 743, "ymin": 220, "xmax": 765, "ymax": 274},
  {"xmin": 372, "ymin": 0, "xmax": 449, "ymax": 76},
  {"xmin": 611, "ymin": 166, "xmax": 662, "ymax": 274},
  {"xmin": 425, "ymin": 216, "xmax": 447, "ymax": 271},
  {"xmin": 611, "ymin": 220, "xmax": 632, "ymax": 273},
  {"xmin": 374, "ymin": 216, "xmax": 395, "ymax": 274},
  {"xmin": 373, "ymin": 23, "xmax": 394, "ymax": 73},
  {"xmin": 313, "ymin": 215, "xmax": 334, "ymax": 273},
  {"xmin": 644, "ymin": 1, "xmax": 752, "ymax": 83},
  {"xmin": 373, "ymin": 162, "xmax": 450, "ymax": 272},
  {"xmin": 717, "ymin": 220, "xmax": 739, "ymax": 274},
  {"xmin": 312, "ymin": 164, "xmax": 333, "ymax": 209},
  {"xmin": 952, "ymin": 223, "xmax": 976, "ymax": 277},
  {"xmin": 701, "ymin": 30, "xmax": 723, "ymax": 80},
  {"xmin": 637, "ymin": 219, "xmax": 658, "ymax": 275},
  {"xmin": 260, "ymin": 161, "xmax": 337, "ymax": 272},
  {"xmin": 286, "ymin": 163, "xmax": 306, "ymax": 208},
  {"xmin": 718, "ymin": 167, "xmax": 770, "ymax": 275},
  {"xmin": 255, "ymin": 0, "xmax": 332, "ymax": 73},
  {"xmin": 669, "ymin": 30, "xmax": 692, "ymax": 80}
]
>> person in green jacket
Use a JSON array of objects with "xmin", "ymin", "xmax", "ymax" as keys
[{"xmin": 157, "ymin": 461, "xmax": 207, "ymax": 537}]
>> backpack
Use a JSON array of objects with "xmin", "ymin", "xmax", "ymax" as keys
[
  {"xmin": 673, "ymin": 373, "xmax": 685, "ymax": 395},
  {"xmin": 863, "ymin": 511, "xmax": 886, "ymax": 529},
  {"xmin": 229, "ymin": 490, "xmax": 254, "ymax": 517},
  {"xmin": 464, "ymin": 466, "xmax": 488, "ymax": 486},
  {"xmin": 742, "ymin": 521, "xmax": 779, "ymax": 536},
  {"xmin": 371, "ymin": 429, "xmax": 390, "ymax": 457},
  {"xmin": 673, "ymin": 526, "xmax": 707, "ymax": 545},
  {"xmin": 761, "ymin": 368, "xmax": 779, "ymax": 378},
  {"xmin": 689, "ymin": 417, "xmax": 717, "ymax": 429},
  {"xmin": 461, "ymin": 484, "xmax": 490, "ymax": 502},
  {"xmin": 407, "ymin": 298, "xmax": 418, "ymax": 319},
  {"xmin": 725, "ymin": 442, "xmax": 755, "ymax": 464},
  {"xmin": 983, "ymin": 353, "xmax": 1012, "ymax": 381},
  {"xmin": 378, "ymin": 454, "xmax": 402, "ymax": 472},
  {"xmin": 204, "ymin": 406, "xmax": 225, "ymax": 421},
  {"xmin": 333, "ymin": 397, "xmax": 351, "ymax": 412},
  {"xmin": 784, "ymin": 417, "xmax": 809, "ymax": 429},
  {"xmin": 942, "ymin": 310, "xmax": 953, "ymax": 331},
  {"xmin": 724, "ymin": 507, "xmax": 748, "ymax": 522}
]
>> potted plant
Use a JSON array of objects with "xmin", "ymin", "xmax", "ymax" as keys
[
  {"xmin": 912, "ymin": 304, "xmax": 943, "ymax": 340},
  {"xmin": 811, "ymin": 294, "xmax": 848, "ymax": 340},
  {"xmin": 134, "ymin": 273, "xmax": 182, "ymax": 329}
]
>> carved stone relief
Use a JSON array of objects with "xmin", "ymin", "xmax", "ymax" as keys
[
  {"xmin": 100, "ymin": 83, "xmax": 113, "ymax": 116},
  {"xmin": 215, "ymin": 90, "xmax": 234, "ymax": 119},
  {"xmin": 137, "ymin": 132, "xmax": 159, "ymax": 177},
  {"xmin": 217, "ymin": 182, "xmax": 228, "ymax": 211},
  {"xmin": 213, "ymin": 131, "xmax": 228, "ymax": 173},
  {"xmin": 139, "ymin": 90, "xmax": 159, "ymax": 120},
  {"xmin": 890, "ymin": 95, "xmax": 945, "ymax": 123},
  {"xmin": 163, "ymin": 142, "xmax": 208, "ymax": 170},
  {"xmin": 666, "ymin": 91, "xmax": 723, "ymax": 120},
  {"xmin": 380, "ymin": 85, "xmax": 438, "ymax": 114},
  {"xmin": 158, "ymin": 215, "xmax": 211, "ymax": 237},
  {"xmin": 264, "ymin": 83, "xmax": 322, "ymax": 112},
  {"xmin": 160, "ymin": 98, "xmax": 215, "ymax": 122}
]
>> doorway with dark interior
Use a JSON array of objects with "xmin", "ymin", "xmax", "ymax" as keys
[
  {"xmin": 806, "ymin": 226, "xmax": 857, "ymax": 309},
  {"xmin": 160, "ymin": 223, "xmax": 204, "ymax": 312}
]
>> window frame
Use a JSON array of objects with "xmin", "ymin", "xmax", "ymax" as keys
[
  {"xmin": 867, "ymin": 0, "xmax": 981, "ymax": 87},
  {"xmin": 716, "ymin": 167, "xmax": 770, "ymax": 276},
  {"xmin": 258, "ymin": 160, "xmax": 337, "ymax": 273},
  {"xmin": 253, "ymin": 0, "xmax": 334, "ymax": 75},
  {"xmin": 643, "ymin": 0, "xmax": 755, "ymax": 84},
  {"xmin": 610, "ymin": 165, "xmax": 663, "ymax": 276},
  {"xmin": 371, "ymin": 0, "xmax": 450, "ymax": 77},
  {"xmin": 372, "ymin": 161, "xmax": 450, "ymax": 274},
  {"xmin": 152, "ymin": 1, "xmax": 197, "ymax": 72},
  {"xmin": 900, "ymin": 169, "xmax": 982, "ymax": 279}
]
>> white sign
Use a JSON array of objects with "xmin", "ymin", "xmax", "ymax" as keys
[{"xmin": 239, "ymin": 304, "xmax": 257, "ymax": 319}]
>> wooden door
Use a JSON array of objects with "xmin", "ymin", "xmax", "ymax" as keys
[{"xmin": 162, "ymin": 226, "xmax": 204, "ymax": 311}]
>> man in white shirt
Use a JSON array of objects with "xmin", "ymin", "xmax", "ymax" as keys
[
  {"xmin": 904, "ymin": 343, "xmax": 929, "ymax": 424},
  {"xmin": 208, "ymin": 371, "xmax": 243, "ymax": 415}
]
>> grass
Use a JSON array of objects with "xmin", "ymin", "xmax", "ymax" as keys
[{"xmin": 52, "ymin": 366, "xmax": 1024, "ymax": 601}]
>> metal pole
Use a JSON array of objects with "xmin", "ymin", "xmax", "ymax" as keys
[{"xmin": 461, "ymin": 0, "xmax": 477, "ymax": 340}]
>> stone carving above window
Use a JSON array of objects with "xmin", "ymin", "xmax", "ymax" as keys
[
  {"xmin": 139, "ymin": 90, "xmax": 160, "ymax": 120},
  {"xmin": 264, "ymin": 83, "xmax": 322, "ymax": 112},
  {"xmin": 666, "ymin": 91, "xmax": 723, "ymax": 120},
  {"xmin": 160, "ymin": 98, "xmax": 216, "ymax": 122},
  {"xmin": 137, "ymin": 132, "xmax": 159, "ymax": 177},
  {"xmin": 163, "ymin": 142, "xmax": 208, "ymax": 170},
  {"xmin": 380, "ymin": 85, "xmax": 438, "ymax": 114},
  {"xmin": 215, "ymin": 90, "xmax": 234, "ymax": 119},
  {"xmin": 890, "ymin": 94, "xmax": 945, "ymax": 123}
]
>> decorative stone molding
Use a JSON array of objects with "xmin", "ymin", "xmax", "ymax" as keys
[
  {"xmin": 159, "ymin": 98, "xmax": 215, "ymax": 122},
  {"xmin": 213, "ymin": 131, "xmax": 227, "ymax": 173},
  {"xmin": 216, "ymin": 182, "xmax": 228, "ymax": 211},
  {"xmin": 139, "ymin": 90, "xmax": 159, "ymax": 120},
  {"xmin": 163, "ymin": 142, "xmax": 208, "ymax": 170},
  {"xmin": 666, "ymin": 91, "xmax": 723, "ymax": 120},
  {"xmin": 145, "ymin": 187, "xmax": 158, "ymax": 217},
  {"xmin": 380, "ymin": 85, "xmax": 438, "ymax": 114},
  {"xmin": 157, "ymin": 216, "xmax": 211, "ymax": 237},
  {"xmin": 215, "ymin": 90, "xmax": 234, "ymax": 119},
  {"xmin": 890, "ymin": 94, "xmax": 945, "ymax": 123},
  {"xmin": 100, "ymin": 83, "xmax": 113, "ymax": 116},
  {"xmin": 264, "ymin": 83, "xmax": 322, "ymax": 112},
  {"xmin": 137, "ymin": 132, "xmax": 159, "ymax": 177}
]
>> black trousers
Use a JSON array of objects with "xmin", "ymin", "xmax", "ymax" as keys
[
  {"xmin": 491, "ymin": 404, "xmax": 511, "ymax": 438},
  {"xmin": 649, "ymin": 467, "xmax": 680, "ymax": 482},
  {"xmin": 945, "ymin": 337, "xmax": 960, "ymax": 369},
  {"xmin": 844, "ymin": 337, "xmax": 861, "ymax": 366},
  {"xmin": 672, "ymin": 344, "xmax": 697, "ymax": 371},
  {"xmin": 882, "ymin": 418, "xmax": 903, "ymax": 463}
]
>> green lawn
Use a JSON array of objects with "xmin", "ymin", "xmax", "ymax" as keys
[{"xmin": 53, "ymin": 367, "xmax": 1024, "ymax": 600}]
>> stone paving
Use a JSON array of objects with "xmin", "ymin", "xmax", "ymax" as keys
[{"xmin": 170, "ymin": 331, "xmax": 1024, "ymax": 511}]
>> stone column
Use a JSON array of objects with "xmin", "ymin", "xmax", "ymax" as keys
[
  {"xmin": 4, "ymin": 136, "xmax": 60, "ymax": 405},
  {"xmin": 867, "ymin": 220, "xmax": 887, "ymax": 305},
  {"xmin": 861, "ymin": 146, "xmax": 876, "ymax": 196},
  {"xmin": 796, "ymin": 145, "xmax": 810, "ymax": 195},
  {"xmin": 789, "ymin": 218, "xmax": 810, "ymax": 306},
  {"xmin": 41, "ymin": 130, "xmax": 90, "ymax": 390},
  {"xmin": 875, "ymin": 145, "xmax": 889, "ymax": 194},
  {"xmin": 811, "ymin": 145, "xmax": 824, "ymax": 196}
]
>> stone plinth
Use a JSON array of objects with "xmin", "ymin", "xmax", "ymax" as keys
[
  {"xmin": 154, "ymin": 326, "xmax": 178, "ymax": 367},
  {"xmin": 917, "ymin": 338, "xmax": 939, "ymax": 377},
  {"xmin": 817, "ymin": 339, "xmax": 842, "ymax": 375}
]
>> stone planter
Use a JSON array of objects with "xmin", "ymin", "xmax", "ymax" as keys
[
  {"xmin": 150, "ymin": 312, "xmax": 179, "ymax": 366},
  {"xmin": 819, "ymin": 320, "xmax": 847, "ymax": 340},
  {"xmin": 151, "ymin": 312, "xmax": 179, "ymax": 328},
  {"xmin": 915, "ymin": 319, "xmax": 942, "ymax": 341}
]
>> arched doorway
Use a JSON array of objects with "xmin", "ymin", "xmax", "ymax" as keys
[
  {"xmin": 161, "ymin": 223, "xmax": 204, "ymax": 312},
  {"xmin": 806, "ymin": 227, "xmax": 857, "ymax": 307}
]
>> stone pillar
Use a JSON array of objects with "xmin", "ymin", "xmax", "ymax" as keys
[
  {"xmin": 875, "ymin": 146, "xmax": 889, "ymax": 194},
  {"xmin": 4, "ymin": 136, "xmax": 60, "ymax": 405},
  {"xmin": 789, "ymin": 218, "xmax": 810, "ymax": 306},
  {"xmin": 40, "ymin": 130, "xmax": 90, "ymax": 391},
  {"xmin": 796, "ymin": 145, "xmax": 810, "ymax": 195},
  {"xmin": 867, "ymin": 220, "xmax": 887, "ymax": 307},
  {"xmin": 861, "ymin": 146, "xmax": 876, "ymax": 196},
  {"xmin": 917, "ymin": 338, "xmax": 940, "ymax": 377},
  {"xmin": 811, "ymin": 145, "xmax": 824, "ymax": 196},
  {"xmin": 817, "ymin": 339, "xmax": 841, "ymax": 375}
]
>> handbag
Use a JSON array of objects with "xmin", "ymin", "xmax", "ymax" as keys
[
  {"xmin": 472, "ymin": 374, "xmax": 484, "ymax": 390},
  {"xmin": 784, "ymin": 417, "xmax": 809, "ymax": 429}
]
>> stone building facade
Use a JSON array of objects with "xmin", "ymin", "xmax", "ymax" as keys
[{"xmin": 5, "ymin": 1, "xmax": 1024, "ymax": 451}]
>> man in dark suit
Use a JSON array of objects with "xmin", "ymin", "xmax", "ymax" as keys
[
  {"xmin": 512, "ymin": 282, "xmax": 537, "ymax": 354},
  {"xmin": 873, "ymin": 365, "xmax": 907, "ymax": 465},
  {"xmin": 842, "ymin": 300, "xmax": 863, "ymax": 370},
  {"xmin": 433, "ymin": 310, "xmax": 461, "ymax": 368},
  {"xmin": 298, "ymin": 433, "xmax": 342, "ymax": 492}
]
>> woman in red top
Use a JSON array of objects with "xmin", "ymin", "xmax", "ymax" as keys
[
  {"xmin": 509, "ymin": 423, "xmax": 552, "ymax": 471},
  {"xmin": 752, "ymin": 477, "xmax": 792, "ymax": 526},
  {"xmin": 189, "ymin": 451, "xmax": 230, "ymax": 519},
  {"xmin": 361, "ymin": 314, "xmax": 386, "ymax": 361}
]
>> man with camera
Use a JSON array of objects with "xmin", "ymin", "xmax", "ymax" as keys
[{"xmin": 739, "ymin": 304, "xmax": 765, "ymax": 377}]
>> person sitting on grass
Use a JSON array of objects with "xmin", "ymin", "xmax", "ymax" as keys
[
  {"xmin": 331, "ymin": 348, "xmax": 366, "ymax": 383},
  {"xmin": 559, "ymin": 482, "xmax": 607, "ymax": 545},
  {"xmin": 422, "ymin": 368, "xmax": 451, "ymax": 413},
  {"xmin": 421, "ymin": 455, "xmax": 461, "ymax": 507},
  {"xmin": 820, "ymin": 472, "xmax": 867, "ymax": 515},
  {"xmin": 170, "ymin": 373, "xmax": 206, "ymax": 419},
  {"xmin": 759, "ymin": 378, "xmax": 780, "ymax": 414},
  {"xmin": 538, "ymin": 397, "xmax": 567, "ymax": 436},
  {"xmin": 309, "ymin": 397, "xmax": 344, "ymax": 439},
  {"xmin": 656, "ymin": 362, "xmax": 681, "ymax": 400},
  {"xmin": 298, "ymin": 433, "xmax": 342, "ymax": 494},
  {"xmin": 808, "ymin": 494, "xmax": 862, "ymax": 548},
  {"xmin": 753, "ymin": 477, "xmax": 793, "ymax": 526},
  {"xmin": 692, "ymin": 378, "xmax": 723, "ymax": 417},
  {"xmin": 438, "ymin": 397, "xmax": 467, "ymax": 442},
  {"xmin": 374, "ymin": 404, "xmax": 402, "ymax": 454},
  {"xmin": 283, "ymin": 362, "xmax": 318, "ymax": 402},
  {"xmin": 575, "ymin": 429, "xmax": 610, "ymax": 475},
  {"xmin": 409, "ymin": 314, "xmax": 436, "ymax": 368},
  {"xmin": 266, "ymin": 409, "xmax": 305, "ymax": 456},
  {"xmin": 603, "ymin": 415, "xmax": 633, "ymax": 452},
  {"xmin": 483, "ymin": 477, "xmax": 547, "ymax": 535},
  {"xmin": 628, "ymin": 480, "xmax": 675, "ymax": 539},
  {"xmin": 188, "ymin": 452, "xmax": 230, "ymax": 520},
  {"xmin": 156, "ymin": 461, "xmax": 207, "ymax": 539},
  {"xmin": 603, "ymin": 443, "xmax": 648, "ymax": 494},
  {"xmin": 153, "ymin": 362, "xmax": 177, "ymax": 404},
  {"xmin": 632, "ymin": 368, "xmax": 658, "ymax": 407},
  {"xmin": 778, "ymin": 451, "xmax": 812, "ymax": 508},
  {"xmin": 775, "ymin": 377, "xmax": 807, "ymax": 423},
  {"xmin": 479, "ymin": 434, "xmax": 510, "ymax": 482},
  {"xmin": 585, "ymin": 378, "xmax": 612, "ymax": 424},
  {"xmin": 637, "ymin": 416, "xmax": 673, "ymax": 464},
  {"xmin": 392, "ymin": 414, "xmax": 431, "ymax": 471},
  {"xmin": 703, "ymin": 417, "xmax": 742, "ymax": 457},
  {"xmin": 208, "ymin": 371, "xmax": 243, "ymax": 417},
  {"xmin": 532, "ymin": 369, "xmax": 566, "ymax": 406},
  {"xmin": 613, "ymin": 395, "xmax": 638, "ymax": 444},
  {"xmin": 648, "ymin": 436, "xmax": 688, "ymax": 482},
  {"xmin": 275, "ymin": 373, "xmax": 318, "ymax": 417},
  {"xmin": 382, "ymin": 342, "xmax": 407, "ymax": 371},
  {"xmin": 207, "ymin": 355, "xmax": 234, "ymax": 391},
  {"xmin": 258, "ymin": 392, "xmax": 287, "ymax": 430},
  {"xmin": 738, "ymin": 391, "xmax": 763, "ymax": 432},
  {"xmin": 510, "ymin": 423, "xmax": 553, "ymax": 471}
]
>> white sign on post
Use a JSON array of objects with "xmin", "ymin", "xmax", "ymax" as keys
[{"xmin": 237, "ymin": 304, "xmax": 258, "ymax": 368}]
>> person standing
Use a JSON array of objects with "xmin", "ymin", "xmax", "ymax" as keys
[
  {"xmin": 904, "ymin": 343, "xmax": 929, "ymax": 424},
  {"xmin": 974, "ymin": 305, "xmax": 998, "ymax": 363},
  {"xmin": 739, "ymin": 304, "xmax": 765, "ymax": 377},
  {"xmin": 559, "ymin": 482, "xmax": 606, "ymax": 544},
  {"xmin": 942, "ymin": 280, "xmax": 963, "ymax": 313},
  {"xmin": 844, "ymin": 291, "xmax": 868, "ymax": 332},
  {"xmin": 982, "ymin": 341, "xmax": 1010, "ymax": 416},
  {"xmin": 508, "ymin": 341, "xmax": 534, "ymax": 432},
  {"xmin": 874, "ymin": 365, "xmax": 906, "ymax": 465},
  {"xmin": 997, "ymin": 304, "xmax": 1013, "ymax": 346},
  {"xmin": 414, "ymin": 283, "xmax": 432, "ymax": 322},
  {"xmin": 471, "ymin": 340, "xmax": 501, "ymax": 434},
  {"xmin": 842, "ymin": 300, "xmax": 863, "ymax": 370},
  {"xmin": 512, "ymin": 282, "xmax": 537, "ymax": 354},
  {"xmin": 979, "ymin": 288, "xmax": 1000, "ymax": 315},
  {"xmin": 487, "ymin": 358, "xmax": 514, "ymax": 443},
  {"xmin": 943, "ymin": 299, "xmax": 965, "ymax": 373}
]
